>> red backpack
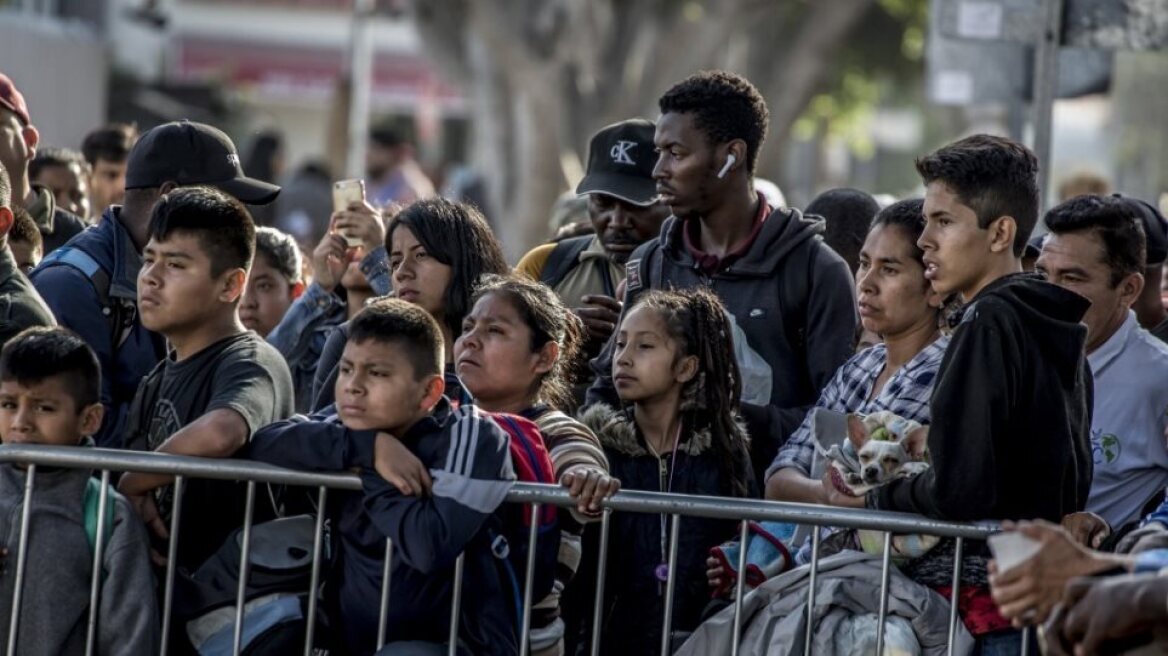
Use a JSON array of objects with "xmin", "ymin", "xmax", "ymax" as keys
[{"xmin": 485, "ymin": 412, "xmax": 560, "ymax": 623}]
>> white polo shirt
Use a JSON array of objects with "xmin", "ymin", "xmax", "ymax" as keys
[{"xmin": 1086, "ymin": 311, "xmax": 1168, "ymax": 528}]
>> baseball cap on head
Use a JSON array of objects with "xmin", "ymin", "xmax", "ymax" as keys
[
  {"xmin": 0, "ymin": 73, "xmax": 30, "ymax": 126},
  {"xmin": 124, "ymin": 120, "xmax": 280, "ymax": 205},
  {"xmin": 576, "ymin": 118, "xmax": 658, "ymax": 206}
]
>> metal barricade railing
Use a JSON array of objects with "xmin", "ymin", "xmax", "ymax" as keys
[{"xmin": 0, "ymin": 445, "xmax": 1019, "ymax": 656}]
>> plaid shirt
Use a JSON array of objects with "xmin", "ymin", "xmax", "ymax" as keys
[{"xmin": 766, "ymin": 336, "xmax": 950, "ymax": 480}]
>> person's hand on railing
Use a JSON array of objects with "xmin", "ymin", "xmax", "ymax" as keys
[
  {"xmin": 1060, "ymin": 511, "xmax": 1111, "ymax": 549},
  {"xmin": 374, "ymin": 433, "xmax": 431, "ymax": 496},
  {"xmin": 561, "ymin": 467, "xmax": 620, "ymax": 517},
  {"xmin": 989, "ymin": 520, "xmax": 1127, "ymax": 627},
  {"xmin": 1041, "ymin": 573, "xmax": 1168, "ymax": 656}
]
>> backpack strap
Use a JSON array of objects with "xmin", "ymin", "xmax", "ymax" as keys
[
  {"xmin": 538, "ymin": 236, "xmax": 594, "ymax": 290},
  {"xmin": 39, "ymin": 246, "xmax": 135, "ymax": 352},
  {"xmin": 83, "ymin": 477, "xmax": 118, "ymax": 566}
]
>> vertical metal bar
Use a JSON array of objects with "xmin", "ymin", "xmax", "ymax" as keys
[
  {"xmin": 803, "ymin": 529, "xmax": 821, "ymax": 655},
  {"xmin": 1031, "ymin": 0, "xmax": 1066, "ymax": 211},
  {"xmin": 231, "ymin": 481, "xmax": 257, "ymax": 656},
  {"xmin": 376, "ymin": 538, "xmax": 393, "ymax": 650},
  {"xmin": 730, "ymin": 520, "xmax": 750, "ymax": 656},
  {"xmin": 1020, "ymin": 627, "xmax": 1031, "ymax": 656},
  {"xmin": 5, "ymin": 465, "xmax": 35, "ymax": 656},
  {"xmin": 447, "ymin": 553, "xmax": 465, "ymax": 656},
  {"xmin": 659, "ymin": 514, "xmax": 681, "ymax": 656},
  {"xmin": 519, "ymin": 503, "xmax": 541, "ymax": 655},
  {"xmin": 303, "ymin": 486, "xmax": 328, "ymax": 656},
  {"xmin": 160, "ymin": 476, "xmax": 185, "ymax": 656},
  {"xmin": 947, "ymin": 537, "xmax": 965, "ymax": 656},
  {"xmin": 589, "ymin": 509, "xmax": 612, "ymax": 656},
  {"xmin": 875, "ymin": 532, "xmax": 893, "ymax": 656},
  {"xmin": 84, "ymin": 470, "xmax": 111, "ymax": 656}
]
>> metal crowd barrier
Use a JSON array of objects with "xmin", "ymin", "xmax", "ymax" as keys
[{"xmin": 0, "ymin": 445, "xmax": 1018, "ymax": 656}]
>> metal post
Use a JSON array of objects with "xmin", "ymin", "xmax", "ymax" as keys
[
  {"xmin": 947, "ymin": 537, "xmax": 965, "ymax": 656},
  {"xmin": 803, "ymin": 529, "xmax": 821, "ymax": 654},
  {"xmin": 1021, "ymin": 627, "xmax": 1031, "ymax": 656},
  {"xmin": 447, "ymin": 554, "xmax": 465, "ymax": 656},
  {"xmin": 231, "ymin": 481, "xmax": 257, "ymax": 656},
  {"xmin": 660, "ymin": 514, "xmax": 681, "ymax": 656},
  {"xmin": 376, "ymin": 538, "xmax": 393, "ymax": 650},
  {"xmin": 345, "ymin": 0, "xmax": 375, "ymax": 179},
  {"xmin": 589, "ymin": 509, "xmax": 612, "ymax": 656},
  {"xmin": 6, "ymin": 465, "xmax": 34, "ymax": 656},
  {"xmin": 1031, "ymin": 0, "xmax": 1066, "ymax": 211},
  {"xmin": 875, "ymin": 532, "xmax": 893, "ymax": 656},
  {"xmin": 520, "ymin": 503, "xmax": 541, "ymax": 655},
  {"xmin": 84, "ymin": 470, "xmax": 112, "ymax": 656},
  {"xmin": 730, "ymin": 521, "xmax": 750, "ymax": 656},
  {"xmin": 160, "ymin": 476, "xmax": 185, "ymax": 656},
  {"xmin": 303, "ymin": 486, "xmax": 328, "ymax": 656}
]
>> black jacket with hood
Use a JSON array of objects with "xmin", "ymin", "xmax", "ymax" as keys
[
  {"xmin": 871, "ymin": 273, "xmax": 1094, "ymax": 522},
  {"xmin": 581, "ymin": 404, "xmax": 754, "ymax": 655},
  {"xmin": 585, "ymin": 205, "xmax": 858, "ymax": 482}
]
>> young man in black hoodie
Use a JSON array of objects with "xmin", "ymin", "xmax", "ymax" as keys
[
  {"xmin": 830, "ymin": 134, "xmax": 1093, "ymax": 523},
  {"xmin": 585, "ymin": 71, "xmax": 858, "ymax": 479}
]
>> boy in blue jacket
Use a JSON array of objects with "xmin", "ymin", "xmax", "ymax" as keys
[{"xmin": 246, "ymin": 298, "xmax": 517, "ymax": 655}]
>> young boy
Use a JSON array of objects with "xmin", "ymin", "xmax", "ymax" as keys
[
  {"xmin": 246, "ymin": 298, "xmax": 519, "ymax": 655},
  {"xmin": 117, "ymin": 186, "xmax": 294, "ymax": 573},
  {"xmin": 240, "ymin": 226, "xmax": 304, "ymax": 338},
  {"xmin": 0, "ymin": 327, "xmax": 158, "ymax": 654},
  {"xmin": 9, "ymin": 207, "xmax": 43, "ymax": 274},
  {"xmin": 853, "ymin": 134, "xmax": 1093, "ymax": 523}
]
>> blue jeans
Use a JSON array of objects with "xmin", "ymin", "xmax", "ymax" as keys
[{"xmin": 975, "ymin": 628, "xmax": 1036, "ymax": 656}]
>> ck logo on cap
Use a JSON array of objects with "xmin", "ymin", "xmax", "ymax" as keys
[
  {"xmin": 609, "ymin": 140, "xmax": 637, "ymax": 166},
  {"xmin": 227, "ymin": 154, "xmax": 241, "ymax": 167}
]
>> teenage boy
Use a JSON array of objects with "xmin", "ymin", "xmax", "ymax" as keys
[
  {"xmin": 32, "ymin": 119, "xmax": 280, "ymax": 448},
  {"xmin": 240, "ymin": 226, "xmax": 304, "ymax": 339},
  {"xmin": 0, "ymin": 327, "xmax": 158, "ymax": 655},
  {"xmin": 833, "ymin": 134, "xmax": 1093, "ymax": 523},
  {"xmin": 81, "ymin": 123, "xmax": 137, "ymax": 221},
  {"xmin": 586, "ymin": 71, "xmax": 858, "ymax": 481},
  {"xmin": 246, "ymin": 299, "xmax": 518, "ymax": 655},
  {"xmin": 0, "ymin": 166, "xmax": 54, "ymax": 348},
  {"xmin": 117, "ymin": 186, "xmax": 293, "ymax": 573},
  {"xmin": 1035, "ymin": 195, "xmax": 1168, "ymax": 531}
]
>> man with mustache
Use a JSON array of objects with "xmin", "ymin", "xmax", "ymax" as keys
[{"xmin": 517, "ymin": 119, "xmax": 669, "ymax": 355}]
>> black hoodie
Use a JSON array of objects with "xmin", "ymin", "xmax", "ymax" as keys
[
  {"xmin": 586, "ymin": 205, "xmax": 858, "ymax": 480},
  {"xmin": 871, "ymin": 273, "xmax": 1094, "ymax": 522}
]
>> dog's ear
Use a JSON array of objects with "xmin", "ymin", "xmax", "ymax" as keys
[
  {"xmin": 846, "ymin": 414, "xmax": 869, "ymax": 450},
  {"xmin": 901, "ymin": 425, "xmax": 929, "ymax": 460}
]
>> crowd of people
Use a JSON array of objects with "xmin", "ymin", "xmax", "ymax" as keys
[{"xmin": 0, "ymin": 63, "xmax": 1166, "ymax": 656}]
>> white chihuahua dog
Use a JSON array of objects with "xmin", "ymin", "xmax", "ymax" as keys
[{"xmin": 827, "ymin": 411, "xmax": 929, "ymax": 496}]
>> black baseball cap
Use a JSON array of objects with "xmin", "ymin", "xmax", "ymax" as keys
[
  {"xmin": 1114, "ymin": 194, "xmax": 1168, "ymax": 266},
  {"xmin": 576, "ymin": 118, "xmax": 658, "ymax": 206},
  {"xmin": 124, "ymin": 120, "xmax": 281, "ymax": 205}
]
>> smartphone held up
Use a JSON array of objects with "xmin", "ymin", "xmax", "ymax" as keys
[{"xmin": 332, "ymin": 179, "xmax": 366, "ymax": 247}]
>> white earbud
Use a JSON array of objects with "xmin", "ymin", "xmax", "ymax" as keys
[{"xmin": 717, "ymin": 153, "xmax": 737, "ymax": 179}]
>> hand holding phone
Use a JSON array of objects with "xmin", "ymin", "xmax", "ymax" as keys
[{"xmin": 332, "ymin": 179, "xmax": 366, "ymax": 247}]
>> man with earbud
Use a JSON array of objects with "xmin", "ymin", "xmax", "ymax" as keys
[{"xmin": 584, "ymin": 70, "xmax": 858, "ymax": 485}]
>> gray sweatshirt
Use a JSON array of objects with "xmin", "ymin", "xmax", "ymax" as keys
[{"xmin": 0, "ymin": 449, "xmax": 159, "ymax": 655}]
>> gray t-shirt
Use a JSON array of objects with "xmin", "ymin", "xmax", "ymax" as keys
[{"xmin": 126, "ymin": 331, "xmax": 294, "ymax": 569}]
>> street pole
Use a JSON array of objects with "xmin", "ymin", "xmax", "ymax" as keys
[
  {"xmin": 346, "ymin": 0, "xmax": 375, "ymax": 179},
  {"xmin": 1031, "ymin": 0, "xmax": 1065, "ymax": 213}
]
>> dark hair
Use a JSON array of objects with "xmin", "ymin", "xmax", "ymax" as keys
[
  {"xmin": 148, "ymin": 186, "xmax": 256, "ymax": 278},
  {"xmin": 243, "ymin": 131, "xmax": 282, "ymax": 184},
  {"xmin": 0, "ymin": 327, "xmax": 100, "ymax": 409},
  {"xmin": 470, "ymin": 275, "xmax": 584, "ymax": 411},
  {"xmin": 914, "ymin": 134, "xmax": 1039, "ymax": 257},
  {"xmin": 870, "ymin": 198, "xmax": 927, "ymax": 265},
  {"xmin": 29, "ymin": 147, "xmax": 88, "ymax": 181},
  {"xmin": 807, "ymin": 188, "xmax": 880, "ymax": 272},
  {"xmin": 349, "ymin": 298, "xmax": 445, "ymax": 379},
  {"xmin": 255, "ymin": 226, "xmax": 302, "ymax": 283},
  {"xmin": 9, "ymin": 206, "xmax": 41, "ymax": 250},
  {"xmin": 387, "ymin": 198, "xmax": 510, "ymax": 338},
  {"xmin": 627, "ymin": 288, "xmax": 751, "ymax": 497},
  {"xmin": 81, "ymin": 123, "xmax": 138, "ymax": 166},
  {"xmin": 658, "ymin": 70, "xmax": 769, "ymax": 174},
  {"xmin": 0, "ymin": 164, "xmax": 9, "ymax": 208},
  {"xmin": 370, "ymin": 127, "xmax": 406, "ymax": 149},
  {"xmin": 1044, "ymin": 194, "xmax": 1146, "ymax": 287}
]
